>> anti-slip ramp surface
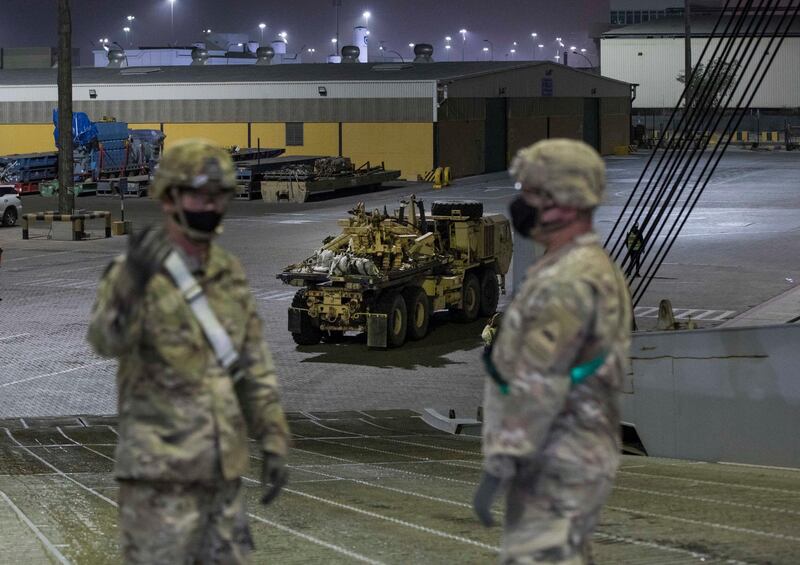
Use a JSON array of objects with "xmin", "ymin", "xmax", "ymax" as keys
[{"xmin": 1, "ymin": 411, "xmax": 798, "ymax": 565}]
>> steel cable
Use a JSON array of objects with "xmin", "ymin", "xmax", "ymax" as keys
[
  {"xmin": 610, "ymin": 0, "xmax": 754, "ymax": 269},
  {"xmin": 621, "ymin": 0, "xmax": 773, "ymax": 278},
  {"xmin": 631, "ymin": 2, "xmax": 800, "ymax": 306},
  {"xmin": 602, "ymin": 0, "xmax": 735, "ymax": 253}
]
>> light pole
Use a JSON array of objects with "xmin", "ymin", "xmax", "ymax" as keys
[
  {"xmin": 123, "ymin": 26, "xmax": 130, "ymax": 46},
  {"xmin": 445, "ymin": 36, "xmax": 452, "ymax": 61},
  {"xmin": 126, "ymin": 15, "xmax": 135, "ymax": 46},
  {"xmin": 483, "ymin": 39, "xmax": 493, "ymax": 61},
  {"xmin": 571, "ymin": 48, "xmax": 594, "ymax": 70},
  {"xmin": 538, "ymin": 43, "xmax": 544, "ymax": 59},
  {"xmin": 530, "ymin": 32, "xmax": 538, "ymax": 59},
  {"xmin": 459, "ymin": 28, "xmax": 467, "ymax": 61},
  {"xmin": 510, "ymin": 48, "xmax": 516, "ymax": 59},
  {"xmin": 363, "ymin": 11, "xmax": 371, "ymax": 28},
  {"xmin": 168, "ymin": 0, "xmax": 176, "ymax": 45},
  {"xmin": 259, "ymin": 23, "xmax": 266, "ymax": 43}
]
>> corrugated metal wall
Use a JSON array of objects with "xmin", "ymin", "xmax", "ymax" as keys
[
  {"xmin": 0, "ymin": 97, "xmax": 434, "ymax": 124},
  {"xmin": 601, "ymin": 37, "xmax": 800, "ymax": 108}
]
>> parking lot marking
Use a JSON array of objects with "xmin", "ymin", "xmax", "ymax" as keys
[
  {"xmin": 606, "ymin": 505, "xmax": 800, "ymax": 542},
  {"xmin": 241, "ymin": 475, "xmax": 501, "ymax": 553},
  {"xmin": 0, "ymin": 490, "xmax": 72, "ymax": 565},
  {"xmin": 0, "ymin": 360, "xmax": 114, "ymax": 389},
  {"xmin": 634, "ymin": 306, "xmax": 736, "ymax": 321},
  {"xmin": 615, "ymin": 485, "xmax": 800, "ymax": 516},
  {"xmin": 0, "ymin": 333, "xmax": 31, "ymax": 342},
  {"xmin": 618, "ymin": 470, "xmax": 800, "ymax": 496},
  {"xmin": 248, "ymin": 513, "xmax": 386, "ymax": 565}
]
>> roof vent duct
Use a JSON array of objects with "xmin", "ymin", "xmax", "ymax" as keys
[
  {"xmin": 341, "ymin": 45, "xmax": 361, "ymax": 63},
  {"xmin": 413, "ymin": 43, "xmax": 434, "ymax": 63},
  {"xmin": 256, "ymin": 46, "xmax": 275, "ymax": 65},
  {"xmin": 106, "ymin": 48, "xmax": 127, "ymax": 68},
  {"xmin": 191, "ymin": 47, "xmax": 209, "ymax": 66}
]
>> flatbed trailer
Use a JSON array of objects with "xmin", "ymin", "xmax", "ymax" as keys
[{"xmin": 261, "ymin": 161, "xmax": 402, "ymax": 203}]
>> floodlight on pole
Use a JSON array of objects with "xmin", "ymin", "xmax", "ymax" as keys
[
  {"xmin": 123, "ymin": 26, "xmax": 130, "ymax": 46},
  {"xmin": 363, "ymin": 11, "xmax": 371, "ymax": 27},
  {"xmin": 259, "ymin": 22, "xmax": 266, "ymax": 43},
  {"xmin": 168, "ymin": 0, "xmax": 176, "ymax": 46},
  {"xmin": 530, "ymin": 32, "xmax": 538, "ymax": 59},
  {"xmin": 483, "ymin": 39, "xmax": 493, "ymax": 61},
  {"xmin": 459, "ymin": 28, "xmax": 467, "ymax": 61}
]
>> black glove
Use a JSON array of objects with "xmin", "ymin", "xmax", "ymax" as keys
[
  {"xmin": 473, "ymin": 472, "xmax": 502, "ymax": 527},
  {"xmin": 125, "ymin": 226, "xmax": 171, "ymax": 292},
  {"xmin": 261, "ymin": 453, "xmax": 288, "ymax": 505}
]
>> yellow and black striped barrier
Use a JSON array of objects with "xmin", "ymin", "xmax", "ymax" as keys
[
  {"xmin": 418, "ymin": 166, "xmax": 452, "ymax": 189},
  {"xmin": 22, "ymin": 211, "xmax": 112, "ymax": 240}
]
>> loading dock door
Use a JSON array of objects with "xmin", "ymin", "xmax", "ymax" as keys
[
  {"xmin": 484, "ymin": 98, "xmax": 508, "ymax": 173},
  {"xmin": 583, "ymin": 98, "xmax": 600, "ymax": 151}
]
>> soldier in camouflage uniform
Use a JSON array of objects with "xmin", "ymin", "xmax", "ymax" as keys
[
  {"xmin": 474, "ymin": 139, "xmax": 632, "ymax": 564},
  {"xmin": 88, "ymin": 139, "xmax": 290, "ymax": 564}
]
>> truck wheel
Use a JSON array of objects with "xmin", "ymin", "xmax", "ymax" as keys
[
  {"xmin": 479, "ymin": 267, "xmax": 500, "ymax": 316},
  {"xmin": 431, "ymin": 200, "xmax": 483, "ymax": 219},
  {"xmin": 452, "ymin": 271, "xmax": 481, "ymax": 323},
  {"xmin": 2, "ymin": 206, "xmax": 17, "ymax": 227},
  {"xmin": 376, "ymin": 291, "xmax": 408, "ymax": 348},
  {"xmin": 403, "ymin": 286, "xmax": 430, "ymax": 340},
  {"xmin": 291, "ymin": 289, "xmax": 322, "ymax": 346}
]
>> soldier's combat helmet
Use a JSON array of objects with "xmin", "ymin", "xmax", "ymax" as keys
[
  {"xmin": 150, "ymin": 138, "xmax": 236, "ymax": 200},
  {"xmin": 509, "ymin": 139, "xmax": 606, "ymax": 209}
]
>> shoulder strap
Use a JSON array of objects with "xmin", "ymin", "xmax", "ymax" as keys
[{"xmin": 163, "ymin": 250, "xmax": 241, "ymax": 379}]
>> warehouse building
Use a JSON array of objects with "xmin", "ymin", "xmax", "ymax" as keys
[
  {"xmin": 601, "ymin": 15, "xmax": 800, "ymax": 115},
  {"xmin": 0, "ymin": 59, "xmax": 631, "ymax": 180}
]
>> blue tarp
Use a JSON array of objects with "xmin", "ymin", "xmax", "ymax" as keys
[{"xmin": 52, "ymin": 110, "xmax": 98, "ymax": 148}]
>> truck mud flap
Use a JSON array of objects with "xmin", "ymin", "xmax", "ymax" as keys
[
  {"xmin": 366, "ymin": 313, "xmax": 388, "ymax": 349},
  {"xmin": 288, "ymin": 307, "xmax": 311, "ymax": 333}
]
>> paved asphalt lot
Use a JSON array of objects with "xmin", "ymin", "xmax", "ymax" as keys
[{"xmin": 2, "ymin": 149, "xmax": 799, "ymax": 417}]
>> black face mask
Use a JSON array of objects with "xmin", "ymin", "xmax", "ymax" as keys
[
  {"xmin": 177, "ymin": 210, "xmax": 223, "ymax": 233},
  {"xmin": 509, "ymin": 196, "xmax": 538, "ymax": 238}
]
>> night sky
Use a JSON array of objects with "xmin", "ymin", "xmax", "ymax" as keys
[{"xmin": 0, "ymin": 0, "xmax": 609, "ymax": 63}]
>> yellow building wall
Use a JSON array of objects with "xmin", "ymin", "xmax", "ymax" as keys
[
  {"xmin": 250, "ymin": 123, "xmax": 284, "ymax": 149},
  {"xmin": 0, "ymin": 124, "xmax": 56, "ymax": 155},
  {"xmin": 250, "ymin": 122, "xmax": 339, "ymax": 156},
  {"xmin": 342, "ymin": 123, "xmax": 433, "ymax": 180},
  {"xmin": 163, "ymin": 123, "xmax": 248, "ymax": 149}
]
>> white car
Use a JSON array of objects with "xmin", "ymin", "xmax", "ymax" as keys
[{"xmin": 0, "ymin": 185, "xmax": 21, "ymax": 227}]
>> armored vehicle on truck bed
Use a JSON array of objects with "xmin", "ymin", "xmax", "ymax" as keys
[{"xmin": 277, "ymin": 196, "xmax": 512, "ymax": 348}]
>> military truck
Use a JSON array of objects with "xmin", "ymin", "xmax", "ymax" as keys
[{"xmin": 277, "ymin": 196, "xmax": 512, "ymax": 348}]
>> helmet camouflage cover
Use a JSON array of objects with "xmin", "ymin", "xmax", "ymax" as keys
[
  {"xmin": 150, "ymin": 138, "xmax": 236, "ymax": 200},
  {"xmin": 509, "ymin": 138, "xmax": 606, "ymax": 209}
]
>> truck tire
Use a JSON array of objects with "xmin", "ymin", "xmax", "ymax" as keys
[
  {"xmin": 431, "ymin": 200, "xmax": 483, "ymax": 219},
  {"xmin": 403, "ymin": 286, "xmax": 430, "ymax": 340},
  {"xmin": 376, "ymin": 291, "xmax": 408, "ymax": 348},
  {"xmin": 451, "ymin": 271, "xmax": 481, "ymax": 323},
  {"xmin": 479, "ymin": 267, "xmax": 500, "ymax": 317},
  {"xmin": 291, "ymin": 289, "xmax": 322, "ymax": 346}
]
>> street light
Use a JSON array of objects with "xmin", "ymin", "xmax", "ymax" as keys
[
  {"xmin": 531, "ymin": 32, "xmax": 538, "ymax": 59},
  {"xmin": 123, "ymin": 26, "xmax": 130, "ymax": 46},
  {"xmin": 259, "ymin": 23, "xmax": 266, "ymax": 43},
  {"xmin": 510, "ymin": 48, "xmax": 516, "ymax": 59},
  {"xmin": 538, "ymin": 43, "xmax": 544, "ymax": 60},
  {"xmin": 483, "ymin": 39, "xmax": 493, "ymax": 61},
  {"xmin": 571, "ymin": 47, "xmax": 594, "ymax": 70},
  {"xmin": 459, "ymin": 28, "xmax": 467, "ymax": 61},
  {"xmin": 168, "ymin": 0, "xmax": 176, "ymax": 45},
  {"xmin": 445, "ymin": 44, "xmax": 451, "ymax": 60},
  {"xmin": 363, "ymin": 11, "xmax": 371, "ymax": 28}
]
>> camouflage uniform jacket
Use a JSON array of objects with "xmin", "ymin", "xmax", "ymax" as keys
[
  {"xmin": 88, "ymin": 236, "xmax": 289, "ymax": 483},
  {"xmin": 483, "ymin": 232, "xmax": 631, "ymax": 482}
]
